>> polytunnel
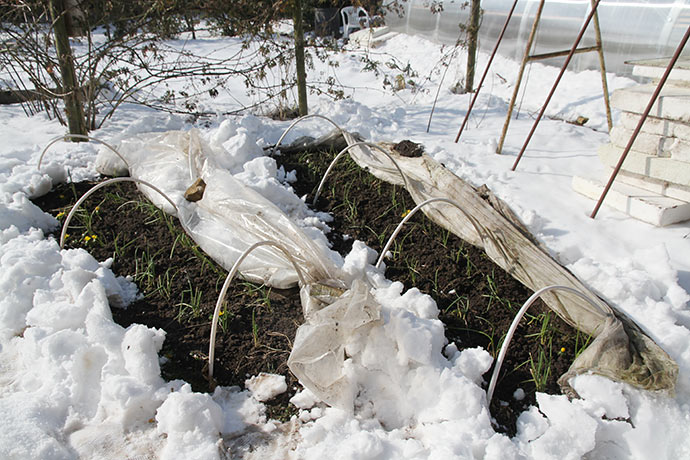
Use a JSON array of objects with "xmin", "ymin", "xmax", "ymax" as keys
[{"xmin": 383, "ymin": 0, "xmax": 690, "ymax": 76}]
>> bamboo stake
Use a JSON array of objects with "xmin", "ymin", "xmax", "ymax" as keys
[{"xmin": 590, "ymin": 0, "xmax": 612, "ymax": 131}]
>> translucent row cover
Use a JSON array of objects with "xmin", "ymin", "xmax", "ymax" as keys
[{"xmin": 383, "ymin": 0, "xmax": 690, "ymax": 76}]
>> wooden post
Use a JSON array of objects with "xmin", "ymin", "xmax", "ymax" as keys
[
  {"xmin": 511, "ymin": 0, "xmax": 602, "ymax": 170},
  {"xmin": 497, "ymin": 0, "xmax": 610, "ymax": 158},
  {"xmin": 590, "ymin": 0, "xmax": 612, "ymax": 131},
  {"xmin": 48, "ymin": 0, "xmax": 87, "ymax": 138},
  {"xmin": 293, "ymin": 0, "xmax": 308, "ymax": 116},
  {"xmin": 496, "ymin": 0, "xmax": 545, "ymax": 155},
  {"xmin": 464, "ymin": 0, "xmax": 481, "ymax": 93}
]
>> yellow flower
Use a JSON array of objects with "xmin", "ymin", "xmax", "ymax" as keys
[
  {"xmin": 84, "ymin": 235, "xmax": 91, "ymax": 242},
  {"xmin": 94, "ymin": 206, "xmax": 100, "ymax": 212},
  {"xmin": 560, "ymin": 347, "xmax": 566, "ymax": 353},
  {"xmin": 218, "ymin": 310, "xmax": 225, "ymax": 316},
  {"xmin": 401, "ymin": 209, "xmax": 411, "ymax": 218},
  {"xmin": 91, "ymin": 234, "xmax": 97, "ymax": 240}
]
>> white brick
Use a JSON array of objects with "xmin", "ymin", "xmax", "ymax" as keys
[
  {"xmin": 609, "ymin": 126, "xmax": 674, "ymax": 156},
  {"xmin": 619, "ymin": 112, "xmax": 690, "ymax": 139},
  {"xmin": 609, "ymin": 126, "xmax": 690, "ymax": 160},
  {"xmin": 632, "ymin": 58, "xmax": 690, "ymax": 87},
  {"xmin": 610, "ymin": 84, "xmax": 690, "ymax": 123},
  {"xmin": 612, "ymin": 169, "xmax": 690, "ymax": 202},
  {"xmin": 598, "ymin": 143, "xmax": 690, "ymax": 185},
  {"xmin": 572, "ymin": 175, "xmax": 690, "ymax": 226}
]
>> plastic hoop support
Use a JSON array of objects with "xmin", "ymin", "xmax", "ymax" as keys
[
  {"xmin": 38, "ymin": 134, "xmax": 128, "ymax": 171},
  {"xmin": 208, "ymin": 240, "xmax": 308, "ymax": 381},
  {"xmin": 59, "ymin": 177, "xmax": 180, "ymax": 248},
  {"xmin": 271, "ymin": 114, "xmax": 343, "ymax": 155},
  {"xmin": 375, "ymin": 197, "xmax": 485, "ymax": 270},
  {"xmin": 313, "ymin": 141, "xmax": 410, "ymax": 205},
  {"xmin": 486, "ymin": 284, "xmax": 606, "ymax": 405}
]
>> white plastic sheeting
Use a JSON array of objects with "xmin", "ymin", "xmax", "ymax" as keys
[
  {"xmin": 94, "ymin": 125, "xmax": 677, "ymax": 410},
  {"xmin": 97, "ymin": 129, "xmax": 342, "ymax": 289},
  {"xmin": 340, "ymin": 131, "xmax": 678, "ymax": 396}
]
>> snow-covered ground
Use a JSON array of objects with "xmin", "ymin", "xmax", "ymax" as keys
[{"xmin": 1, "ymin": 26, "xmax": 689, "ymax": 460}]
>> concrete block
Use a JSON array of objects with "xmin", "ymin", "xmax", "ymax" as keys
[
  {"xmin": 609, "ymin": 126, "xmax": 675, "ymax": 156},
  {"xmin": 610, "ymin": 84, "xmax": 690, "ymax": 123},
  {"xmin": 612, "ymin": 169, "xmax": 690, "ymax": 203},
  {"xmin": 610, "ymin": 126, "xmax": 690, "ymax": 160},
  {"xmin": 598, "ymin": 143, "xmax": 690, "ymax": 186},
  {"xmin": 631, "ymin": 57, "xmax": 690, "ymax": 86},
  {"xmin": 619, "ymin": 111, "xmax": 690, "ymax": 139},
  {"xmin": 572, "ymin": 175, "xmax": 690, "ymax": 226}
]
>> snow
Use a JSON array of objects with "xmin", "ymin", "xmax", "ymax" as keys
[
  {"xmin": 245, "ymin": 373, "xmax": 288, "ymax": 402},
  {"xmin": 1, "ymin": 24, "xmax": 690, "ymax": 460}
]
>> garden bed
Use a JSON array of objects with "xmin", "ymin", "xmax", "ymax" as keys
[{"xmin": 33, "ymin": 144, "xmax": 587, "ymax": 435}]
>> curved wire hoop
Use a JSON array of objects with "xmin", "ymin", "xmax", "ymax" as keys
[
  {"xmin": 207, "ymin": 240, "xmax": 308, "ymax": 382},
  {"xmin": 313, "ymin": 141, "xmax": 409, "ymax": 205},
  {"xmin": 375, "ymin": 197, "xmax": 485, "ymax": 270},
  {"xmin": 486, "ymin": 285, "xmax": 606, "ymax": 405},
  {"xmin": 38, "ymin": 134, "xmax": 129, "ymax": 172},
  {"xmin": 59, "ymin": 177, "xmax": 180, "ymax": 248},
  {"xmin": 271, "ymin": 114, "xmax": 344, "ymax": 155}
]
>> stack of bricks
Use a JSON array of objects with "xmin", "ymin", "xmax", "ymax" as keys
[{"xmin": 573, "ymin": 57, "xmax": 690, "ymax": 226}]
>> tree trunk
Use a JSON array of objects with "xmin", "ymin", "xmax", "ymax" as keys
[
  {"xmin": 49, "ymin": 0, "xmax": 87, "ymax": 138},
  {"xmin": 64, "ymin": 0, "xmax": 85, "ymax": 37},
  {"xmin": 293, "ymin": 0, "xmax": 308, "ymax": 116},
  {"xmin": 465, "ymin": 0, "xmax": 481, "ymax": 93}
]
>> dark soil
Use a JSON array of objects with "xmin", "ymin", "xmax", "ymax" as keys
[
  {"xmin": 32, "ymin": 181, "xmax": 303, "ymax": 420},
  {"xmin": 33, "ymin": 141, "xmax": 583, "ymax": 436},
  {"xmin": 273, "ymin": 142, "xmax": 580, "ymax": 434}
]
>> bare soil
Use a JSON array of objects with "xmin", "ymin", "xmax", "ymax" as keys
[{"xmin": 33, "ymin": 141, "xmax": 582, "ymax": 436}]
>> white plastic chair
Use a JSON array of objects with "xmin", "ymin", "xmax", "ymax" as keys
[{"xmin": 341, "ymin": 6, "xmax": 370, "ymax": 39}]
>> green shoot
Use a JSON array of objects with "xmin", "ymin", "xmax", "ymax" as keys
[
  {"xmin": 252, "ymin": 308, "xmax": 260, "ymax": 347},
  {"xmin": 176, "ymin": 280, "xmax": 203, "ymax": 320},
  {"xmin": 528, "ymin": 345, "xmax": 552, "ymax": 393}
]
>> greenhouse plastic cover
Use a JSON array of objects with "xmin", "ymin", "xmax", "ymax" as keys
[{"xmin": 384, "ymin": 0, "xmax": 690, "ymax": 76}]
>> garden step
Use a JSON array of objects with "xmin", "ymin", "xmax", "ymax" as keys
[
  {"xmin": 630, "ymin": 56, "xmax": 690, "ymax": 86},
  {"xmin": 572, "ymin": 175, "xmax": 690, "ymax": 226},
  {"xmin": 619, "ymin": 111, "xmax": 690, "ymax": 140},
  {"xmin": 611, "ymin": 83, "xmax": 690, "ymax": 123},
  {"xmin": 610, "ymin": 125, "xmax": 690, "ymax": 161},
  {"xmin": 613, "ymin": 169, "xmax": 690, "ymax": 203},
  {"xmin": 598, "ymin": 142, "xmax": 690, "ymax": 185}
]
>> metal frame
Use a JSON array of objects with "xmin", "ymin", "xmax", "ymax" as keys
[{"xmin": 496, "ymin": 0, "xmax": 612, "ymax": 162}]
